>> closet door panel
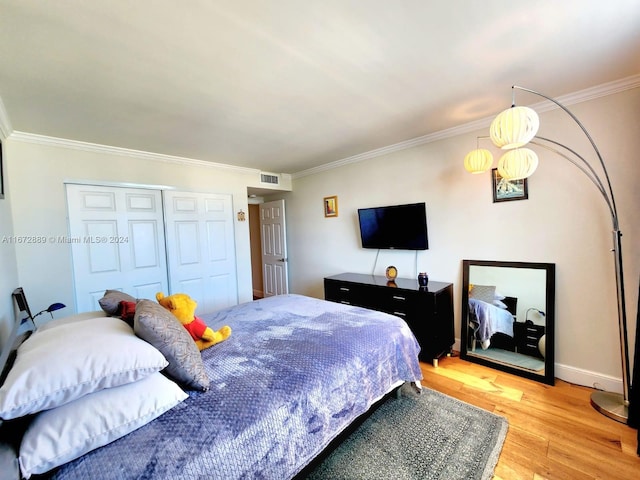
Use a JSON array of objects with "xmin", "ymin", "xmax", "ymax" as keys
[
  {"xmin": 66, "ymin": 184, "xmax": 168, "ymax": 312},
  {"xmin": 85, "ymin": 221, "xmax": 120, "ymax": 273},
  {"xmin": 129, "ymin": 220, "xmax": 162, "ymax": 268},
  {"xmin": 163, "ymin": 191, "xmax": 238, "ymax": 315}
]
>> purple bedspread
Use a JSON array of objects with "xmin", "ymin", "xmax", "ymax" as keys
[
  {"xmin": 468, "ymin": 298, "xmax": 515, "ymax": 349},
  {"xmin": 50, "ymin": 294, "xmax": 422, "ymax": 479}
]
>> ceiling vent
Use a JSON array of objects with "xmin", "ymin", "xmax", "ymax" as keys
[{"xmin": 260, "ymin": 172, "xmax": 280, "ymax": 185}]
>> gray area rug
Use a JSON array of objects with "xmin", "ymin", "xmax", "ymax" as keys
[{"xmin": 305, "ymin": 385, "xmax": 508, "ymax": 480}]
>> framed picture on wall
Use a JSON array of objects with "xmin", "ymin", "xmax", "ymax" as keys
[
  {"xmin": 324, "ymin": 195, "xmax": 338, "ymax": 217},
  {"xmin": 492, "ymin": 168, "xmax": 528, "ymax": 203}
]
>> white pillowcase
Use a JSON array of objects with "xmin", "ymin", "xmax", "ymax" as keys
[
  {"xmin": 36, "ymin": 311, "xmax": 108, "ymax": 333},
  {"xmin": 0, "ymin": 317, "xmax": 168, "ymax": 420},
  {"xmin": 494, "ymin": 291, "xmax": 507, "ymax": 301},
  {"xmin": 493, "ymin": 299, "xmax": 509, "ymax": 309},
  {"xmin": 19, "ymin": 372, "xmax": 187, "ymax": 478}
]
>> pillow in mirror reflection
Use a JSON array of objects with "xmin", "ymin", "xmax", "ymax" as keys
[{"xmin": 538, "ymin": 334, "xmax": 546, "ymax": 358}]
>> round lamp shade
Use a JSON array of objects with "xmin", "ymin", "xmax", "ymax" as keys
[
  {"xmin": 464, "ymin": 149, "xmax": 493, "ymax": 174},
  {"xmin": 497, "ymin": 148, "xmax": 539, "ymax": 180},
  {"xmin": 490, "ymin": 106, "xmax": 539, "ymax": 150},
  {"xmin": 538, "ymin": 334, "xmax": 546, "ymax": 358}
]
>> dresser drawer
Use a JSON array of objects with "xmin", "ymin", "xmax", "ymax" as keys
[
  {"xmin": 324, "ymin": 279, "xmax": 366, "ymax": 306},
  {"xmin": 376, "ymin": 289, "xmax": 412, "ymax": 318},
  {"xmin": 514, "ymin": 321, "xmax": 545, "ymax": 359},
  {"xmin": 515, "ymin": 322, "xmax": 545, "ymax": 339}
]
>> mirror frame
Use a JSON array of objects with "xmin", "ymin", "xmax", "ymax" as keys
[{"xmin": 461, "ymin": 259, "xmax": 555, "ymax": 385}]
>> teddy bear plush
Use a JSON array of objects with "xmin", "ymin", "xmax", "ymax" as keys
[{"xmin": 156, "ymin": 292, "xmax": 231, "ymax": 351}]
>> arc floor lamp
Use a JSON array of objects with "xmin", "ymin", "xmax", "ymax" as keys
[{"xmin": 464, "ymin": 85, "xmax": 629, "ymax": 423}]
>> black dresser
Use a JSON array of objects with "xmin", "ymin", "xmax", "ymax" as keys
[
  {"xmin": 324, "ymin": 273, "xmax": 454, "ymax": 366},
  {"xmin": 513, "ymin": 321, "xmax": 546, "ymax": 359}
]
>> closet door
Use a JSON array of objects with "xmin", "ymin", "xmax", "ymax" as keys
[
  {"xmin": 163, "ymin": 191, "xmax": 238, "ymax": 314},
  {"xmin": 66, "ymin": 184, "xmax": 169, "ymax": 312}
]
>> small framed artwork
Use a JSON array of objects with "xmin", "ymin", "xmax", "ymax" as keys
[
  {"xmin": 324, "ymin": 195, "xmax": 338, "ymax": 217},
  {"xmin": 492, "ymin": 168, "xmax": 528, "ymax": 203}
]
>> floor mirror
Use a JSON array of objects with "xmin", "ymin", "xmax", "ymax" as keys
[{"xmin": 461, "ymin": 259, "xmax": 555, "ymax": 385}]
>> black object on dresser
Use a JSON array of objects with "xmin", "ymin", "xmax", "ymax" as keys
[{"xmin": 324, "ymin": 273, "xmax": 454, "ymax": 366}]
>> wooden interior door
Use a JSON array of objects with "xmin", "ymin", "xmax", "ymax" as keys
[{"xmin": 260, "ymin": 199, "xmax": 289, "ymax": 296}]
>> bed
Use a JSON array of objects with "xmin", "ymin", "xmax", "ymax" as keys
[
  {"xmin": 467, "ymin": 284, "xmax": 517, "ymax": 351},
  {"xmin": 0, "ymin": 292, "xmax": 423, "ymax": 479}
]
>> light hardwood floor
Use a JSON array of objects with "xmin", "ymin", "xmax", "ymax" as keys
[{"xmin": 419, "ymin": 354, "xmax": 640, "ymax": 480}]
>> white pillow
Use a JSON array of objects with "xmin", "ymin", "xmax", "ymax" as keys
[
  {"xmin": 19, "ymin": 372, "xmax": 187, "ymax": 478},
  {"xmin": 494, "ymin": 291, "xmax": 507, "ymax": 301},
  {"xmin": 493, "ymin": 299, "xmax": 509, "ymax": 309},
  {"xmin": 0, "ymin": 317, "xmax": 168, "ymax": 420},
  {"xmin": 36, "ymin": 311, "xmax": 108, "ymax": 333}
]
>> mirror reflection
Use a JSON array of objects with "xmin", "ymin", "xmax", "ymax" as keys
[{"xmin": 461, "ymin": 260, "xmax": 555, "ymax": 385}]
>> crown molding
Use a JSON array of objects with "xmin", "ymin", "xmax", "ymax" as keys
[
  {"xmin": 3, "ymin": 74, "xmax": 639, "ymax": 179},
  {"xmin": 523, "ymin": 74, "xmax": 640, "ymax": 115},
  {"xmin": 292, "ymin": 116, "xmax": 492, "ymax": 179},
  {"xmin": 8, "ymin": 131, "xmax": 261, "ymax": 175},
  {"xmin": 554, "ymin": 74, "xmax": 640, "ymax": 106},
  {"xmin": 292, "ymin": 74, "xmax": 640, "ymax": 179}
]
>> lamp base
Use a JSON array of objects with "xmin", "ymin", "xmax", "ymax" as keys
[{"xmin": 590, "ymin": 391, "xmax": 628, "ymax": 424}]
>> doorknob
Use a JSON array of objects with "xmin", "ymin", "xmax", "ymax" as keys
[{"xmin": 277, "ymin": 258, "xmax": 287, "ymax": 262}]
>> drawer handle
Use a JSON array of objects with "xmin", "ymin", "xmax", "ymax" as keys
[
  {"xmin": 339, "ymin": 287, "xmax": 350, "ymax": 292},
  {"xmin": 393, "ymin": 311, "xmax": 407, "ymax": 317},
  {"xmin": 392, "ymin": 295, "xmax": 406, "ymax": 301},
  {"xmin": 526, "ymin": 335, "xmax": 538, "ymax": 340},
  {"xmin": 340, "ymin": 300, "xmax": 351, "ymax": 305},
  {"xmin": 526, "ymin": 327, "xmax": 539, "ymax": 333}
]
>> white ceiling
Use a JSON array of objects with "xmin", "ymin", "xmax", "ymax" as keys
[{"xmin": 1, "ymin": 1, "xmax": 639, "ymax": 175}]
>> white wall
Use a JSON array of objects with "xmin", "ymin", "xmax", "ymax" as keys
[
  {"xmin": 469, "ymin": 265, "xmax": 547, "ymax": 325},
  {"xmin": 0, "ymin": 138, "xmax": 19, "ymax": 344},
  {"xmin": 282, "ymin": 88, "xmax": 640, "ymax": 391},
  {"xmin": 2, "ymin": 137, "xmax": 274, "ymax": 321}
]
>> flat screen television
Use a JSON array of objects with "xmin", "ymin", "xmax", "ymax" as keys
[{"xmin": 357, "ymin": 202, "xmax": 428, "ymax": 250}]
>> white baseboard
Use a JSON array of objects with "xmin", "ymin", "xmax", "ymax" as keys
[
  {"xmin": 452, "ymin": 337, "xmax": 622, "ymax": 393},
  {"xmin": 554, "ymin": 363, "xmax": 623, "ymax": 394}
]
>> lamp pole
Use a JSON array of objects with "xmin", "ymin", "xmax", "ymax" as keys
[{"xmin": 512, "ymin": 86, "xmax": 629, "ymax": 422}]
